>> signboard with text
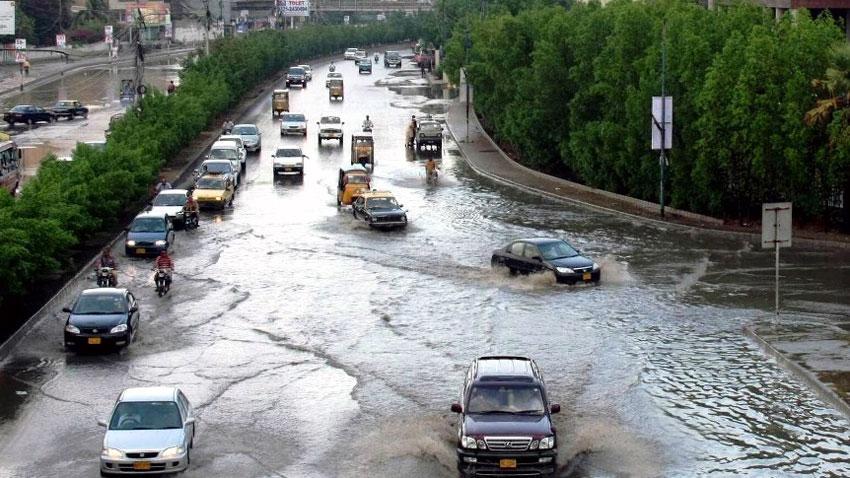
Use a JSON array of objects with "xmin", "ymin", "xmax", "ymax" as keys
[
  {"xmin": 56, "ymin": 33, "xmax": 66, "ymax": 48},
  {"xmin": 14, "ymin": 38, "xmax": 25, "ymax": 50},
  {"xmin": 277, "ymin": 0, "xmax": 310, "ymax": 17},
  {"xmin": 0, "ymin": 1, "xmax": 14, "ymax": 36},
  {"xmin": 104, "ymin": 25, "xmax": 113, "ymax": 44}
]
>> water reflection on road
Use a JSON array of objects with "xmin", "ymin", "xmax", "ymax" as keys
[{"xmin": 0, "ymin": 51, "xmax": 849, "ymax": 478}]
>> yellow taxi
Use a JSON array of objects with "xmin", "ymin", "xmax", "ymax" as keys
[{"xmin": 192, "ymin": 174, "xmax": 235, "ymax": 210}]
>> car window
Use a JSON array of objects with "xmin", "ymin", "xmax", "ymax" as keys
[
  {"xmin": 537, "ymin": 241, "xmax": 579, "ymax": 260},
  {"xmin": 366, "ymin": 197, "xmax": 398, "ymax": 209},
  {"xmin": 509, "ymin": 242, "xmax": 525, "ymax": 256},
  {"xmin": 276, "ymin": 149, "xmax": 301, "ymax": 157},
  {"xmin": 467, "ymin": 385, "xmax": 545, "ymax": 414},
  {"xmin": 177, "ymin": 391, "xmax": 191, "ymax": 416},
  {"xmin": 210, "ymin": 149, "xmax": 238, "ymax": 160},
  {"xmin": 73, "ymin": 294, "xmax": 127, "ymax": 314},
  {"xmin": 130, "ymin": 217, "xmax": 166, "ymax": 233},
  {"xmin": 231, "ymin": 125, "xmax": 258, "ymax": 135},
  {"xmin": 153, "ymin": 193, "xmax": 187, "ymax": 207},
  {"xmin": 523, "ymin": 244, "xmax": 541, "ymax": 259},
  {"xmin": 203, "ymin": 162, "xmax": 232, "ymax": 173},
  {"xmin": 282, "ymin": 114, "xmax": 305, "ymax": 122},
  {"xmin": 196, "ymin": 177, "xmax": 225, "ymax": 189},
  {"xmin": 109, "ymin": 401, "xmax": 182, "ymax": 430}
]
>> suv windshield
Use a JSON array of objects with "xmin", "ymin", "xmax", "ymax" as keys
[
  {"xmin": 196, "ymin": 177, "xmax": 225, "ymax": 189},
  {"xmin": 538, "ymin": 241, "xmax": 579, "ymax": 260},
  {"xmin": 231, "ymin": 125, "xmax": 258, "ymax": 135},
  {"xmin": 73, "ymin": 294, "xmax": 126, "ymax": 315},
  {"xmin": 321, "ymin": 117, "xmax": 341, "ymax": 124},
  {"xmin": 153, "ymin": 194, "xmax": 187, "ymax": 207},
  {"xmin": 288, "ymin": 67, "xmax": 305, "ymax": 75},
  {"xmin": 282, "ymin": 114, "xmax": 305, "ymax": 122},
  {"xmin": 386, "ymin": 51, "xmax": 400, "ymax": 59},
  {"xmin": 109, "ymin": 401, "xmax": 182, "ymax": 430},
  {"xmin": 130, "ymin": 217, "xmax": 166, "ymax": 233},
  {"xmin": 467, "ymin": 385, "xmax": 545, "ymax": 414},
  {"xmin": 276, "ymin": 149, "xmax": 301, "ymax": 157},
  {"xmin": 210, "ymin": 149, "xmax": 237, "ymax": 160}
]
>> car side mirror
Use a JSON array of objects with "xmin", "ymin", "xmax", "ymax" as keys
[
  {"xmin": 532, "ymin": 256, "xmax": 542, "ymax": 262},
  {"xmin": 62, "ymin": 307, "xmax": 72, "ymax": 313},
  {"xmin": 342, "ymin": 121, "xmax": 345, "ymax": 125},
  {"xmin": 185, "ymin": 417, "xmax": 196, "ymax": 426},
  {"xmin": 316, "ymin": 122, "xmax": 320, "ymax": 125},
  {"xmin": 450, "ymin": 403, "xmax": 462, "ymax": 413},
  {"xmin": 398, "ymin": 204, "xmax": 404, "ymax": 208},
  {"xmin": 303, "ymin": 155, "xmax": 309, "ymax": 159},
  {"xmin": 97, "ymin": 419, "xmax": 108, "ymax": 427},
  {"xmin": 550, "ymin": 403, "xmax": 561, "ymax": 414},
  {"xmin": 130, "ymin": 305, "xmax": 138, "ymax": 313}
]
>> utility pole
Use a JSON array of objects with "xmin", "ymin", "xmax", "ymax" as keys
[
  {"xmin": 134, "ymin": 8, "xmax": 146, "ymax": 107},
  {"xmin": 201, "ymin": 0, "xmax": 211, "ymax": 55},
  {"xmin": 659, "ymin": 24, "xmax": 667, "ymax": 218}
]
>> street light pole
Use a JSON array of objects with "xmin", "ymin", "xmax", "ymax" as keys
[
  {"xmin": 464, "ymin": 30, "xmax": 471, "ymax": 143},
  {"xmin": 659, "ymin": 23, "xmax": 667, "ymax": 218}
]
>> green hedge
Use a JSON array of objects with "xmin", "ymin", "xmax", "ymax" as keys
[
  {"xmin": 0, "ymin": 14, "xmax": 427, "ymax": 307},
  {"xmin": 441, "ymin": 0, "xmax": 848, "ymax": 224}
]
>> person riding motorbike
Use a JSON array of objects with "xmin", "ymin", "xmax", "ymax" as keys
[
  {"xmin": 222, "ymin": 119, "xmax": 234, "ymax": 134},
  {"xmin": 425, "ymin": 157, "xmax": 439, "ymax": 182},
  {"xmin": 96, "ymin": 247, "xmax": 118, "ymax": 286},
  {"xmin": 183, "ymin": 189, "xmax": 200, "ymax": 228},
  {"xmin": 374, "ymin": 53, "xmax": 379, "ymax": 63},
  {"xmin": 154, "ymin": 250, "xmax": 174, "ymax": 288},
  {"xmin": 329, "ymin": 61, "xmax": 336, "ymax": 73},
  {"xmin": 362, "ymin": 115, "xmax": 374, "ymax": 132},
  {"xmin": 154, "ymin": 176, "xmax": 172, "ymax": 194}
]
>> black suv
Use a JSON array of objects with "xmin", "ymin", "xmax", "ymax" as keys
[
  {"xmin": 451, "ymin": 356, "xmax": 560, "ymax": 477},
  {"xmin": 384, "ymin": 50, "xmax": 402, "ymax": 68},
  {"xmin": 286, "ymin": 66, "xmax": 307, "ymax": 88}
]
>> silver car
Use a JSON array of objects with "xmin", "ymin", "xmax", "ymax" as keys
[
  {"xmin": 98, "ymin": 386, "xmax": 195, "ymax": 476},
  {"xmin": 280, "ymin": 113, "xmax": 307, "ymax": 136},
  {"xmin": 231, "ymin": 123, "xmax": 262, "ymax": 152}
]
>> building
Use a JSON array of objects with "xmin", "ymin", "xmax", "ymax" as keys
[{"xmin": 710, "ymin": 0, "xmax": 850, "ymax": 39}]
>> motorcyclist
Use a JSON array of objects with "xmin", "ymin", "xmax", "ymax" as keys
[
  {"xmin": 96, "ymin": 247, "xmax": 118, "ymax": 285},
  {"xmin": 406, "ymin": 115, "xmax": 417, "ymax": 149},
  {"xmin": 374, "ymin": 53, "xmax": 379, "ymax": 63},
  {"xmin": 329, "ymin": 61, "xmax": 336, "ymax": 72},
  {"xmin": 154, "ymin": 250, "xmax": 174, "ymax": 287},
  {"xmin": 425, "ymin": 157, "xmax": 439, "ymax": 181},
  {"xmin": 222, "ymin": 119, "xmax": 234, "ymax": 134},
  {"xmin": 183, "ymin": 189, "xmax": 200, "ymax": 228},
  {"xmin": 154, "ymin": 176, "xmax": 172, "ymax": 194},
  {"xmin": 362, "ymin": 115, "xmax": 374, "ymax": 131}
]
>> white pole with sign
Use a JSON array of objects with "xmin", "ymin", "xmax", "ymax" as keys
[{"xmin": 761, "ymin": 202, "xmax": 792, "ymax": 316}]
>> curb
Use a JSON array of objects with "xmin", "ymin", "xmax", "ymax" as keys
[
  {"xmin": 743, "ymin": 325, "xmax": 850, "ymax": 422},
  {"xmin": 444, "ymin": 98, "xmax": 850, "ymax": 250}
]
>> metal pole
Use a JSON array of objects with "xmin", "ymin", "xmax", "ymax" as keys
[
  {"xmin": 465, "ymin": 71, "xmax": 470, "ymax": 142},
  {"xmin": 659, "ymin": 23, "xmax": 667, "ymax": 218},
  {"xmin": 774, "ymin": 214, "xmax": 780, "ymax": 316},
  {"xmin": 19, "ymin": 63, "xmax": 23, "ymax": 91}
]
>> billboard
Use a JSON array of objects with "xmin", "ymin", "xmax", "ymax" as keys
[
  {"xmin": 0, "ymin": 1, "xmax": 13, "ymax": 36},
  {"xmin": 277, "ymin": 0, "xmax": 310, "ymax": 17},
  {"xmin": 125, "ymin": 2, "xmax": 170, "ymax": 26}
]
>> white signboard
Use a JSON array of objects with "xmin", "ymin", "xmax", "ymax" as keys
[
  {"xmin": 343, "ymin": 15, "xmax": 350, "ymax": 24},
  {"xmin": 104, "ymin": 25, "xmax": 113, "ymax": 44},
  {"xmin": 0, "ymin": 1, "xmax": 14, "ymax": 36},
  {"xmin": 651, "ymin": 96, "xmax": 672, "ymax": 150},
  {"xmin": 761, "ymin": 202, "xmax": 792, "ymax": 249},
  {"xmin": 240, "ymin": 9, "xmax": 249, "ymax": 18},
  {"xmin": 164, "ymin": 22, "xmax": 172, "ymax": 38},
  {"xmin": 279, "ymin": 0, "xmax": 309, "ymax": 17},
  {"xmin": 14, "ymin": 38, "xmax": 25, "ymax": 50},
  {"xmin": 56, "ymin": 33, "xmax": 66, "ymax": 48}
]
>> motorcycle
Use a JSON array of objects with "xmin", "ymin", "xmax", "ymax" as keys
[
  {"xmin": 426, "ymin": 168, "xmax": 439, "ymax": 185},
  {"xmin": 154, "ymin": 268, "xmax": 171, "ymax": 297},
  {"xmin": 374, "ymin": 54, "xmax": 379, "ymax": 63},
  {"xmin": 362, "ymin": 121, "xmax": 374, "ymax": 132},
  {"xmin": 329, "ymin": 63, "xmax": 336, "ymax": 73},
  {"xmin": 96, "ymin": 267, "xmax": 117, "ymax": 287},
  {"xmin": 184, "ymin": 213, "xmax": 199, "ymax": 230}
]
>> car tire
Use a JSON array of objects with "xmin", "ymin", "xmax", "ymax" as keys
[{"xmin": 7, "ymin": 120, "xmax": 13, "ymax": 127}]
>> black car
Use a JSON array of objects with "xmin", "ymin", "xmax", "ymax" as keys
[
  {"xmin": 358, "ymin": 59, "xmax": 373, "ymax": 74},
  {"xmin": 49, "ymin": 100, "xmax": 89, "ymax": 120},
  {"xmin": 286, "ymin": 67, "xmax": 307, "ymax": 88},
  {"xmin": 491, "ymin": 238, "xmax": 600, "ymax": 285},
  {"xmin": 63, "ymin": 288, "xmax": 140, "ymax": 351},
  {"xmin": 451, "ymin": 356, "xmax": 561, "ymax": 477},
  {"xmin": 384, "ymin": 50, "xmax": 402, "ymax": 68},
  {"xmin": 3, "ymin": 105, "xmax": 55, "ymax": 126},
  {"xmin": 352, "ymin": 191, "xmax": 408, "ymax": 229}
]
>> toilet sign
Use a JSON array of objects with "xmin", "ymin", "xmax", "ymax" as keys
[
  {"xmin": 14, "ymin": 38, "xmax": 25, "ymax": 50},
  {"xmin": 56, "ymin": 33, "xmax": 66, "ymax": 48},
  {"xmin": 762, "ymin": 202, "xmax": 792, "ymax": 316}
]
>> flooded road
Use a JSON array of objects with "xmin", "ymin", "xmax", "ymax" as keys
[{"xmin": 1, "ymin": 51, "xmax": 850, "ymax": 477}]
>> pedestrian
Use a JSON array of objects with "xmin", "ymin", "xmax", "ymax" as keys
[
  {"xmin": 22, "ymin": 60, "xmax": 30, "ymax": 76},
  {"xmin": 420, "ymin": 62, "xmax": 426, "ymax": 78},
  {"xmin": 167, "ymin": 80, "xmax": 176, "ymax": 95}
]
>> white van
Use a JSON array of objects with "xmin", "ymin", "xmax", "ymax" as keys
[{"xmin": 217, "ymin": 135, "xmax": 247, "ymax": 166}]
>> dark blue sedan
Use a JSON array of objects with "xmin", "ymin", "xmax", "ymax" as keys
[
  {"xmin": 491, "ymin": 238, "xmax": 601, "ymax": 285},
  {"xmin": 63, "ymin": 288, "xmax": 140, "ymax": 351}
]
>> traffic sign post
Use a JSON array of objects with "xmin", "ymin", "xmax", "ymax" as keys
[{"xmin": 761, "ymin": 202, "xmax": 792, "ymax": 316}]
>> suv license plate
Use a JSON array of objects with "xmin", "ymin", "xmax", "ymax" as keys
[
  {"xmin": 133, "ymin": 462, "xmax": 151, "ymax": 470},
  {"xmin": 499, "ymin": 459, "xmax": 517, "ymax": 469},
  {"xmin": 583, "ymin": 272, "xmax": 592, "ymax": 281}
]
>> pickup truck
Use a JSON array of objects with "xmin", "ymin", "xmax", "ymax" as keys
[{"xmin": 50, "ymin": 100, "xmax": 89, "ymax": 120}]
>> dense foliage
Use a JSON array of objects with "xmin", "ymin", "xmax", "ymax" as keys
[
  {"xmin": 0, "ymin": 14, "xmax": 425, "ymax": 306},
  {"xmin": 440, "ymin": 0, "xmax": 848, "ymax": 225}
]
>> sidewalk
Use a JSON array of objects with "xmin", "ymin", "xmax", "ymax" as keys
[{"xmin": 443, "ymin": 90, "xmax": 850, "ymax": 419}]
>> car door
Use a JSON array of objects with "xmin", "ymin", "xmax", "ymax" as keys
[
  {"xmin": 177, "ymin": 390, "xmax": 195, "ymax": 445},
  {"xmin": 353, "ymin": 196, "xmax": 365, "ymax": 217},
  {"xmin": 521, "ymin": 243, "xmax": 546, "ymax": 273},
  {"xmin": 504, "ymin": 241, "xmax": 525, "ymax": 271},
  {"xmin": 166, "ymin": 219, "xmax": 175, "ymax": 246},
  {"xmin": 127, "ymin": 293, "xmax": 139, "ymax": 331}
]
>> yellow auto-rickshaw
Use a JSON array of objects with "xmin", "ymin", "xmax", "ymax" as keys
[
  {"xmin": 272, "ymin": 89, "xmax": 289, "ymax": 117},
  {"xmin": 337, "ymin": 164, "xmax": 371, "ymax": 206},
  {"xmin": 328, "ymin": 78, "xmax": 344, "ymax": 102},
  {"xmin": 350, "ymin": 132, "xmax": 375, "ymax": 170}
]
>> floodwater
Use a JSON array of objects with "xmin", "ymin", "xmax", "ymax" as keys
[{"xmin": 0, "ymin": 51, "xmax": 849, "ymax": 477}]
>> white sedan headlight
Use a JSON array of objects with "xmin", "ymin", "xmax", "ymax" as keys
[
  {"xmin": 539, "ymin": 436, "xmax": 555, "ymax": 450},
  {"xmin": 65, "ymin": 324, "xmax": 80, "ymax": 334},
  {"xmin": 102, "ymin": 447, "xmax": 124, "ymax": 459},
  {"xmin": 556, "ymin": 267, "xmax": 574, "ymax": 274},
  {"xmin": 160, "ymin": 446, "xmax": 185, "ymax": 458},
  {"xmin": 125, "ymin": 240, "xmax": 136, "ymax": 247},
  {"xmin": 110, "ymin": 324, "xmax": 128, "ymax": 334},
  {"xmin": 592, "ymin": 262, "xmax": 600, "ymax": 271},
  {"xmin": 155, "ymin": 240, "xmax": 166, "ymax": 246}
]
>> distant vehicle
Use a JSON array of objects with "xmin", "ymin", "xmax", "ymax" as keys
[
  {"xmin": 49, "ymin": 100, "xmax": 88, "ymax": 120},
  {"xmin": 337, "ymin": 164, "xmax": 370, "ymax": 206},
  {"xmin": 350, "ymin": 132, "xmax": 374, "ymax": 170},
  {"xmin": 98, "ymin": 386, "xmax": 195, "ymax": 476},
  {"xmin": 272, "ymin": 89, "xmax": 290, "ymax": 118},
  {"xmin": 326, "ymin": 72, "xmax": 343, "ymax": 87},
  {"xmin": 272, "ymin": 147, "xmax": 307, "ymax": 178},
  {"xmin": 384, "ymin": 50, "xmax": 402, "ymax": 68},
  {"xmin": 3, "ymin": 105, "xmax": 55, "ymax": 126},
  {"xmin": 352, "ymin": 190, "xmax": 408, "ymax": 229},
  {"xmin": 357, "ymin": 59, "xmax": 372, "ymax": 74},
  {"xmin": 286, "ymin": 67, "xmax": 307, "ymax": 88},
  {"xmin": 198, "ymin": 158, "xmax": 240, "ymax": 186},
  {"xmin": 150, "ymin": 189, "xmax": 189, "ymax": 229},
  {"xmin": 217, "ymin": 135, "xmax": 248, "ymax": 166},
  {"xmin": 192, "ymin": 174, "xmax": 235, "ymax": 210},
  {"xmin": 230, "ymin": 123, "xmax": 262, "ymax": 152},
  {"xmin": 344, "ymin": 47, "xmax": 359, "ymax": 60},
  {"xmin": 280, "ymin": 113, "xmax": 307, "ymax": 136},
  {"xmin": 106, "ymin": 112, "xmax": 125, "ymax": 137},
  {"xmin": 62, "ymin": 288, "xmax": 140, "ymax": 351},
  {"xmin": 355, "ymin": 49, "xmax": 367, "ymax": 61},
  {"xmin": 491, "ymin": 238, "xmax": 600, "ymax": 285},
  {"xmin": 124, "ymin": 211, "xmax": 175, "ymax": 257},
  {"xmin": 297, "ymin": 64, "xmax": 313, "ymax": 81},
  {"xmin": 328, "ymin": 78, "xmax": 344, "ymax": 102},
  {"xmin": 317, "ymin": 116, "xmax": 344, "ymax": 145},
  {"xmin": 451, "ymin": 356, "xmax": 560, "ymax": 478},
  {"xmin": 0, "ymin": 140, "xmax": 22, "ymax": 195},
  {"xmin": 209, "ymin": 140, "xmax": 243, "ymax": 176},
  {"xmin": 416, "ymin": 117, "xmax": 443, "ymax": 151}
]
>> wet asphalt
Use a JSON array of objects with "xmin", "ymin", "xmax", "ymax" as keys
[{"xmin": 1, "ymin": 51, "xmax": 850, "ymax": 478}]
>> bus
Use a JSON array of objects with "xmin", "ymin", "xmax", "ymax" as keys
[{"xmin": 0, "ymin": 140, "xmax": 22, "ymax": 196}]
